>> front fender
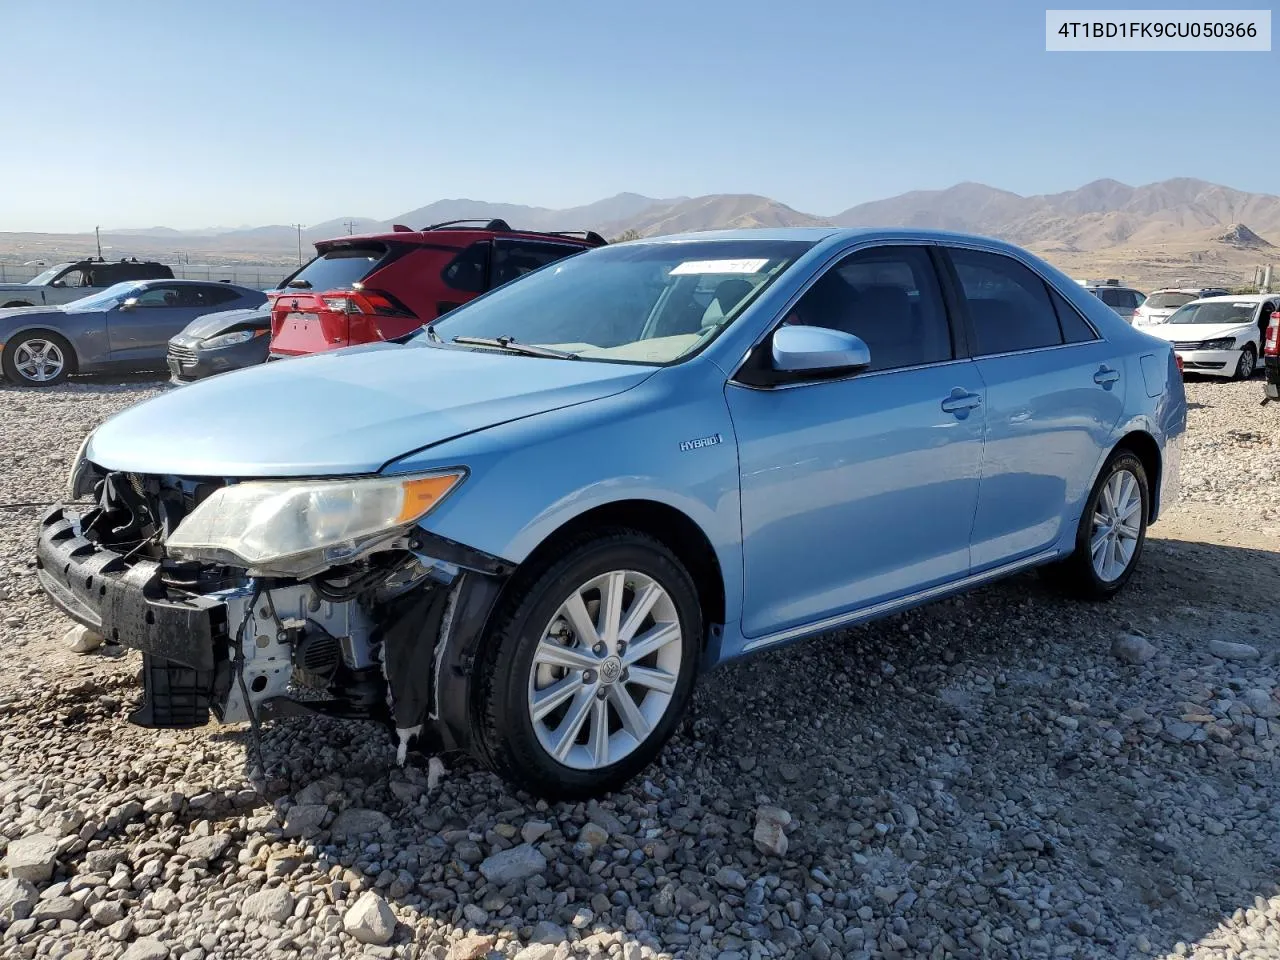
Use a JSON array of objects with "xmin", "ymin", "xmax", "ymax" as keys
[{"xmin": 382, "ymin": 361, "xmax": 745, "ymax": 627}]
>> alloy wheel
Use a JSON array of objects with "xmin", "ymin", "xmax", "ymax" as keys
[
  {"xmin": 527, "ymin": 569, "xmax": 682, "ymax": 770},
  {"xmin": 13, "ymin": 339, "xmax": 65, "ymax": 383},
  {"xmin": 1238, "ymin": 346, "xmax": 1257, "ymax": 379},
  {"xmin": 1090, "ymin": 468, "xmax": 1143, "ymax": 582}
]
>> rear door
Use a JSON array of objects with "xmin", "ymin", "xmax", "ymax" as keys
[{"xmin": 942, "ymin": 246, "xmax": 1126, "ymax": 570}]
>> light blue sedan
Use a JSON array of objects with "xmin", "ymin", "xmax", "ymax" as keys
[{"xmin": 38, "ymin": 228, "xmax": 1185, "ymax": 798}]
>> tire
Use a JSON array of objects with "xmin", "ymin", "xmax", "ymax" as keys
[
  {"xmin": 1234, "ymin": 344, "xmax": 1257, "ymax": 381},
  {"xmin": 473, "ymin": 529, "xmax": 702, "ymax": 799},
  {"xmin": 1, "ymin": 330, "xmax": 75, "ymax": 386},
  {"xmin": 1043, "ymin": 450, "xmax": 1149, "ymax": 601}
]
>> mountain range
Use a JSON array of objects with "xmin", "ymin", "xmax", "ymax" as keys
[{"xmin": 4, "ymin": 178, "xmax": 1277, "ymax": 288}]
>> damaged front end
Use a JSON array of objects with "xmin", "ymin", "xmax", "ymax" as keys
[{"xmin": 35, "ymin": 461, "xmax": 511, "ymax": 758}]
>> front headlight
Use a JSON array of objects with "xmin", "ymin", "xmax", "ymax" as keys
[
  {"xmin": 67, "ymin": 431, "xmax": 95, "ymax": 500},
  {"xmin": 166, "ymin": 470, "xmax": 465, "ymax": 576},
  {"xmin": 1201, "ymin": 337, "xmax": 1236, "ymax": 351},
  {"xmin": 203, "ymin": 329, "xmax": 261, "ymax": 349}
]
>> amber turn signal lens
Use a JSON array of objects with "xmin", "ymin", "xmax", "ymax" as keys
[{"xmin": 397, "ymin": 473, "xmax": 464, "ymax": 523}]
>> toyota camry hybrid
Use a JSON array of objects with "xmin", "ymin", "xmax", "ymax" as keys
[{"xmin": 36, "ymin": 228, "xmax": 1186, "ymax": 798}]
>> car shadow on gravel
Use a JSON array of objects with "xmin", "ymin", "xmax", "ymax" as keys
[{"xmin": 167, "ymin": 536, "xmax": 1280, "ymax": 958}]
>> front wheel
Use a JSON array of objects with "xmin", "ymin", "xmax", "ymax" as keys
[
  {"xmin": 1043, "ymin": 450, "xmax": 1149, "ymax": 601},
  {"xmin": 1234, "ymin": 344, "xmax": 1258, "ymax": 381},
  {"xmin": 473, "ymin": 531, "xmax": 702, "ymax": 799},
  {"xmin": 2, "ymin": 331, "xmax": 74, "ymax": 386}
]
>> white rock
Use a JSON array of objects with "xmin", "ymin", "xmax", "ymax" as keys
[
  {"xmin": 121, "ymin": 940, "xmax": 170, "ymax": 960},
  {"xmin": 241, "ymin": 886, "xmax": 295, "ymax": 924},
  {"xmin": 329, "ymin": 807, "xmax": 391, "ymax": 841},
  {"xmin": 754, "ymin": 806, "xmax": 792, "ymax": 857},
  {"xmin": 64, "ymin": 624, "xmax": 104, "ymax": 654},
  {"xmin": 0, "ymin": 877, "xmax": 37, "ymax": 922},
  {"xmin": 4, "ymin": 833, "xmax": 59, "ymax": 883},
  {"xmin": 1111, "ymin": 634, "xmax": 1156, "ymax": 665},
  {"xmin": 342, "ymin": 890, "xmax": 396, "ymax": 945},
  {"xmin": 479, "ymin": 844, "xmax": 547, "ymax": 884},
  {"xmin": 1208, "ymin": 639, "xmax": 1260, "ymax": 661},
  {"xmin": 427, "ymin": 755, "xmax": 447, "ymax": 791},
  {"xmin": 281, "ymin": 803, "xmax": 328, "ymax": 838}
]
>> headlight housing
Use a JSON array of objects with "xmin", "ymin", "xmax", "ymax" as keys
[
  {"xmin": 166, "ymin": 470, "xmax": 465, "ymax": 576},
  {"xmin": 1201, "ymin": 337, "xmax": 1236, "ymax": 350},
  {"xmin": 67, "ymin": 431, "xmax": 95, "ymax": 500},
  {"xmin": 203, "ymin": 329, "xmax": 261, "ymax": 349}
]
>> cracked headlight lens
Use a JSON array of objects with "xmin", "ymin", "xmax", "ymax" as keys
[
  {"xmin": 166, "ymin": 471, "xmax": 465, "ymax": 576},
  {"xmin": 1200, "ymin": 337, "xmax": 1236, "ymax": 351}
]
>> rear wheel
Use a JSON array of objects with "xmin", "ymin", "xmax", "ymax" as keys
[
  {"xmin": 2, "ymin": 331, "xmax": 74, "ymax": 386},
  {"xmin": 1043, "ymin": 450, "xmax": 1149, "ymax": 601},
  {"xmin": 1234, "ymin": 344, "xmax": 1257, "ymax": 381},
  {"xmin": 473, "ymin": 530, "xmax": 701, "ymax": 799}
]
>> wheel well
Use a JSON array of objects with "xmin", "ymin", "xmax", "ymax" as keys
[
  {"xmin": 4, "ymin": 328, "xmax": 78, "ymax": 372},
  {"xmin": 2, "ymin": 301, "xmax": 34, "ymax": 309},
  {"xmin": 1114, "ymin": 430, "xmax": 1161, "ymax": 521},
  {"xmin": 520, "ymin": 499, "xmax": 727, "ymax": 635}
]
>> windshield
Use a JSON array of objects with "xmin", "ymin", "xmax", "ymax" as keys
[
  {"xmin": 62, "ymin": 282, "xmax": 140, "ymax": 312},
  {"xmin": 1166, "ymin": 301, "xmax": 1257, "ymax": 325},
  {"xmin": 25, "ymin": 264, "xmax": 73, "ymax": 286},
  {"xmin": 423, "ymin": 239, "xmax": 814, "ymax": 365},
  {"xmin": 1145, "ymin": 292, "xmax": 1197, "ymax": 310}
]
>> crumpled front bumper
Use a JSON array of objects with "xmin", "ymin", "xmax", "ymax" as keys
[{"xmin": 35, "ymin": 506, "xmax": 226, "ymax": 669}]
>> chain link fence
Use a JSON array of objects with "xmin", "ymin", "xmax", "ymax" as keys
[{"xmin": 0, "ymin": 262, "xmax": 291, "ymax": 290}]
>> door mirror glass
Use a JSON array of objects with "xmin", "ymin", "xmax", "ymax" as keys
[{"xmin": 772, "ymin": 324, "xmax": 870, "ymax": 374}]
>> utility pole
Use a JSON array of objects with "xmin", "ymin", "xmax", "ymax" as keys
[
  {"xmin": 343, "ymin": 219, "xmax": 356, "ymax": 235},
  {"xmin": 291, "ymin": 224, "xmax": 304, "ymax": 265},
  {"xmin": 95, "ymin": 226, "xmax": 102, "ymax": 259}
]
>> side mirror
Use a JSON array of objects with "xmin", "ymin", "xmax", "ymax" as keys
[
  {"xmin": 771, "ymin": 324, "xmax": 870, "ymax": 374},
  {"xmin": 119, "ymin": 297, "xmax": 138, "ymax": 311}
]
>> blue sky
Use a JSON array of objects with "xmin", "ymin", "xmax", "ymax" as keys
[{"xmin": 1, "ymin": 0, "xmax": 1273, "ymax": 231}]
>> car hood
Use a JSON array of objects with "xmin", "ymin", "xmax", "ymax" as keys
[
  {"xmin": 1144, "ymin": 321, "xmax": 1253, "ymax": 343},
  {"xmin": 177, "ymin": 306, "xmax": 271, "ymax": 341},
  {"xmin": 0, "ymin": 283, "xmax": 40, "ymax": 292},
  {"xmin": 87, "ymin": 342, "xmax": 657, "ymax": 476}
]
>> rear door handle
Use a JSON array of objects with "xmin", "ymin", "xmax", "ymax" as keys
[
  {"xmin": 1094, "ymin": 365, "xmax": 1121, "ymax": 387},
  {"xmin": 941, "ymin": 389, "xmax": 983, "ymax": 415}
]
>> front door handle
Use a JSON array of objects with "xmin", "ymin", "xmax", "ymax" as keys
[
  {"xmin": 941, "ymin": 389, "xmax": 983, "ymax": 415},
  {"xmin": 1093, "ymin": 365, "xmax": 1121, "ymax": 387}
]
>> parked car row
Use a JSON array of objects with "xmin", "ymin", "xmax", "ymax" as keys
[
  {"xmin": 0, "ymin": 221, "xmax": 606, "ymax": 387},
  {"xmin": 37, "ymin": 226, "xmax": 1187, "ymax": 798}
]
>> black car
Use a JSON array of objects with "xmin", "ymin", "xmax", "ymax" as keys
[
  {"xmin": 167, "ymin": 302, "xmax": 273, "ymax": 383},
  {"xmin": 0, "ymin": 258, "xmax": 174, "ymax": 308}
]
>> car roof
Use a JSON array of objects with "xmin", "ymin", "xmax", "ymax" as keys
[
  {"xmin": 336, "ymin": 226, "xmax": 601, "ymax": 247},
  {"xmin": 1148, "ymin": 286, "xmax": 1229, "ymax": 294},
  {"xmin": 130, "ymin": 278, "xmax": 260, "ymax": 292},
  {"xmin": 624, "ymin": 227, "xmax": 1055, "ymax": 250},
  {"xmin": 1194, "ymin": 293, "xmax": 1273, "ymax": 302}
]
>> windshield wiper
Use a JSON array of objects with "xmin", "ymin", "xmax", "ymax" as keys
[{"xmin": 451, "ymin": 335, "xmax": 577, "ymax": 359}]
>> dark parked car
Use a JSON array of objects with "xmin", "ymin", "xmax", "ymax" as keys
[
  {"xmin": 269, "ymin": 219, "xmax": 605, "ymax": 358},
  {"xmin": 0, "ymin": 258, "xmax": 174, "ymax": 308},
  {"xmin": 167, "ymin": 302, "xmax": 273, "ymax": 383},
  {"xmin": 0, "ymin": 280, "xmax": 266, "ymax": 386}
]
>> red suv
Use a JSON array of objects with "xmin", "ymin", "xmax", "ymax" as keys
[{"xmin": 269, "ymin": 219, "xmax": 606, "ymax": 357}]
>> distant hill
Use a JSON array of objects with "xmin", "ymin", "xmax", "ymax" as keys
[{"xmin": 8, "ymin": 178, "xmax": 1279, "ymax": 288}]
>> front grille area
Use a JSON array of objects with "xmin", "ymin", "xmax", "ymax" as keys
[
  {"xmin": 167, "ymin": 343, "xmax": 197, "ymax": 367},
  {"xmin": 1173, "ymin": 341, "xmax": 1204, "ymax": 351}
]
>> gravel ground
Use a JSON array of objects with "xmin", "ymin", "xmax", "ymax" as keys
[{"xmin": 1, "ymin": 372, "xmax": 1278, "ymax": 960}]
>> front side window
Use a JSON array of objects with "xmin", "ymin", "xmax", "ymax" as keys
[
  {"xmin": 53, "ymin": 267, "xmax": 88, "ymax": 288},
  {"xmin": 780, "ymin": 245, "xmax": 953, "ymax": 371},
  {"xmin": 948, "ymin": 248, "xmax": 1064, "ymax": 355},
  {"xmin": 425, "ymin": 239, "xmax": 813, "ymax": 365},
  {"xmin": 63, "ymin": 282, "xmax": 140, "ymax": 312}
]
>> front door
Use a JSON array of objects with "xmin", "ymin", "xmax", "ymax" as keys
[
  {"xmin": 943, "ymin": 247, "xmax": 1126, "ymax": 570},
  {"xmin": 727, "ymin": 244, "xmax": 986, "ymax": 639},
  {"xmin": 107, "ymin": 284, "xmax": 203, "ymax": 362}
]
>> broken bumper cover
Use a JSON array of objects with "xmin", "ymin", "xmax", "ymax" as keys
[{"xmin": 36, "ymin": 507, "xmax": 225, "ymax": 670}]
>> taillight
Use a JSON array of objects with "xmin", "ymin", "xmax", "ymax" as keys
[
  {"xmin": 319, "ymin": 290, "xmax": 411, "ymax": 317},
  {"xmin": 1175, "ymin": 354, "xmax": 1184, "ymax": 374},
  {"xmin": 1265, "ymin": 312, "xmax": 1280, "ymax": 357}
]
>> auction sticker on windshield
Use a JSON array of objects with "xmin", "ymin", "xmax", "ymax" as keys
[{"xmin": 669, "ymin": 258, "xmax": 770, "ymax": 275}]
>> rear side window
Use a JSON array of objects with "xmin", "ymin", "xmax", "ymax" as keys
[
  {"xmin": 490, "ymin": 240, "xmax": 584, "ymax": 289},
  {"xmin": 1048, "ymin": 287, "xmax": 1099, "ymax": 343},
  {"xmin": 948, "ymin": 249, "xmax": 1063, "ymax": 355},
  {"xmin": 442, "ymin": 242, "xmax": 490, "ymax": 293},
  {"xmin": 287, "ymin": 245, "xmax": 385, "ymax": 292},
  {"xmin": 783, "ymin": 245, "xmax": 953, "ymax": 372},
  {"xmin": 199, "ymin": 285, "xmax": 241, "ymax": 305}
]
